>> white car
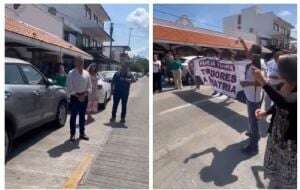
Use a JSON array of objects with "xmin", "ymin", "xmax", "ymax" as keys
[
  {"xmin": 99, "ymin": 71, "xmax": 117, "ymax": 83},
  {"xmin": 96, "ymin": 73, "xmax": 111, "ymax": 109}
]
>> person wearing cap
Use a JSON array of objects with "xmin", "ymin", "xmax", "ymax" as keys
[
  {"xmin": 110, "ymin": 63, "xmax": 134, "ymax": 123},
  {"xmin": 66, "ymin": 57, "xmax": 92, "ymax": 141}
]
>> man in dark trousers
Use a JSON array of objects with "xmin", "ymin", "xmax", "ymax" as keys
[
  {"xmin": 110, "ymin": 63, "xmax": 134, "ymax": 123},
  {"xmin": 66, "ymin": 57, "xmax": 92, "ymax": 141}
]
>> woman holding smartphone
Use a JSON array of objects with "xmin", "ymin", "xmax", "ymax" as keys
[{"xmin": 253, "ymin": 54, "xmax": 297, "ymax": 189}]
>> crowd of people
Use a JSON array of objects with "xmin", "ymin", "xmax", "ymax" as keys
[
  {"xmin": 153, "ymin": 39, "xmax": 297, "ymax": 188},
  {"xmin": 153, "ymin": 52, "xmax": 184, "ymax": 92},
  {"xmin": 54, "ymin": 57, "xmax": 135, "ymax": 141}
]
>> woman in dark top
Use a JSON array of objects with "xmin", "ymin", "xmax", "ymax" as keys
[{"xmin": 253, "ymin": 54, "xmax": 297, "ymax": 188}]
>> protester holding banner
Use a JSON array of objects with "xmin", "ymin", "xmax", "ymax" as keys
[
  {"xmin": 253, "ymin": 54, "xmax": 297, "ymax": 189},
  {"xmin": 239, "ymin": 38, "xmax": 263, "ymax": 154}
]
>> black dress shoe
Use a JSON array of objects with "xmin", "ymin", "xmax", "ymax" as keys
[
  {"xmin": 241, "ymin": 144, "xmax": 258, "ymax": 155},
  {"xmin": 70, "ymin": 135, "xmax": 75, "ymax": 142},
  {"xmin": 110, "ymin": 117, "xmax": 116, "ymax": 123},
  {"xmin": 79, "ymin": 134, "xmax": 89, "ymax": 141},
  {"xmin": 120, "ymin": 118, "xmax": 126, "ymax": 123}
]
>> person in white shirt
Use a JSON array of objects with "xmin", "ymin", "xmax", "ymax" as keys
[
  {"xmin": 239, "ymin": 38, "xmax": 263, "ymax": 154},
  {"xmin": 153, "ymin": 54, "xmax": 162, "ymax": 92},
  {"xmin": 262, "ymin": 51, "xmax": 283, "ymax": 111},
  {"xmin": 66, "ymin": 57, "xmax": 92, "ymax": 141}
]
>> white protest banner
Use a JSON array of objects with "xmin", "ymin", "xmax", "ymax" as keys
[{"xmin": 193, "ymin": 57, "xmax": 251, "ymax": 98}]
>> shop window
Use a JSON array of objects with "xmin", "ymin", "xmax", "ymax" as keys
[
  {"xmin": 85, "ymin": 5, "xmax": 88, "ymax": 17},
  {"xmin": 94, "ymin": 14, "xmax": 98, "ymax": 23},
  {"xmin": 64, "ymin": 32, "xmax": 69, "ymax": 42},
  {"xmin": 85, "ymin": 5, "xmax": 91, "ymax": 20},
  {"xmin": 273, "ymin": 23, "xmax": 279, "ymax": 32},
  {"xmin": 97, "ymin": 42, "xmax": 102, "ymax": 48},
  {"xmin": 88, "ymin": 9, "xmax": 92, "ymax": 20},
  {"xmin": 82, "ymin": 36, "xmax": 89, "ymax": 48}
]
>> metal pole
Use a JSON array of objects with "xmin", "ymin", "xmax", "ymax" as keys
[{"xmin": 109, "ymin": 22, "xmax": 114, "ymax": 70}]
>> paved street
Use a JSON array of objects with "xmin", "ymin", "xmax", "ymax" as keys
[
  {"xmin": 5, "ymin": 77, "xmax": 149, "ymax": 189},
  {"xmin": 154, "ymin": 85, "xmax": 269, "ymax": 189}
]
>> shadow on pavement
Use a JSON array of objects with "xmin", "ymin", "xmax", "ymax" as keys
[
  {"xmin": 173, "ymin": 89, "xmax": 268, "ymax": 137},
  {"xmin": 184, "ymin": 139, "xmax": 257, "ymax": 187},
  {"xmin": 104, "ymin": 122, "xmax": 128, "ymax": 129},
  {"xmin": 6, "ymin": 123, "xmax": 60, "ymax": 162},
  {"xmin": 48, "ymin": 139, "xmax": 80, "ymax": 158}
]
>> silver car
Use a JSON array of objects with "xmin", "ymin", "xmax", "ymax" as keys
[{"xmin": 5, "ymin": 57, "xmax": 68, "ymax": 158}]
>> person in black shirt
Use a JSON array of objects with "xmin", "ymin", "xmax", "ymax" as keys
[
  {"xmin": 252, "ymin": 54, "xmax": 297, "ymax": 188},
  {"xmin": 110, "ymin": 63, "xmax": 134, "ymax": 123}
]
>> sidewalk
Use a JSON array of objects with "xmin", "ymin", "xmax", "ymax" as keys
[
  {"xmin": 5, "ymin": 105, "xmax": 112, "ymax": 189},
  {"xmin": 79, "ymin": 77, "xmax": 149, "ymax": 189}
]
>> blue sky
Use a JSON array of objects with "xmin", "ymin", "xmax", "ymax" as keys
[
  {"xmin": 154, "ymin": 4, "xmax": 297, "ymax": 38},
  {"xmin": 103, "ymin": 4, "xmax": 149, "ymax": 59}
]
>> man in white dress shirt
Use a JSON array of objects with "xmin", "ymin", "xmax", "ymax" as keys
[
  {"xmin": 66, "ymin": 57, "xmax": 92, "ymax": 141},
  {"xmin": 262, "ymin": 51, "xmax": 283, "ymax": 111}
]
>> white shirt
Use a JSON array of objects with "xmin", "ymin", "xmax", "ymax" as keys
[
  {"xmin": 243, "ymin": 66, "xmax": 262, "ymax": 103},
  {"xmin": 153, "ymin": 60, "xmax": 161, "ymax": 73},
  {"xmin": 66, "ymin": 69, "xmax": 92, "ymax": 97}
]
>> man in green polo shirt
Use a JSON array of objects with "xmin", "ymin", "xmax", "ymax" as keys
[{"xmin": 168, "ymin": 53, "xmax": 183, "ymax": 89}]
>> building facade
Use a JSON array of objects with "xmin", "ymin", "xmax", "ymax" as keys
[
  {"xmin": 223, "ymin": 5, "xmax": 294, "ymax": 50},
  {"xmin": 5, "ymin": 4, "xmax": 115, "ymax": 74},
  {"xmin": 44, "ymin": 4, "xmax": 112, "ymax": 68},
  {"xmin": 5, "ymin": 4, "xmax": 93, "ymax": 77}
]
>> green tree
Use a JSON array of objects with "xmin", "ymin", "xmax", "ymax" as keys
[{"xmin": 129, "ymin": 57, "xmax": 149, "ymax": 74}]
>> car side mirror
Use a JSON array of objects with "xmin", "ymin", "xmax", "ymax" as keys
[{"xmin": 46, "ymin": 78, "xmax": 54, "ymax": 86}]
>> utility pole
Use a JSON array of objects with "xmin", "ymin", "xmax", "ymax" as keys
[
  {"xmin": 109, "ymin": 22, "xmax": 114, "ymax": 69},
  {"xmin": 128, "ymin": 27, "xmax": 133, "ymax": 47}
]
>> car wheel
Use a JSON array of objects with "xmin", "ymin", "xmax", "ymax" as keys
[
  {"xmin": 5, "ymin": 130, "xmax": 11, "ymax": 161},
  {"xmin": 54, "ymin": 101, "xmax": 67, "ymax": 127}
]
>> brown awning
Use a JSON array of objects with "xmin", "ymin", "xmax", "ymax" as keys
[
  {"xmin": 5, "ymin": 17, "xmax": 93, "ymax": 60},
  {"xmin": 154, "ymin": 24, "xmax": 271, "ymax": 53}
]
